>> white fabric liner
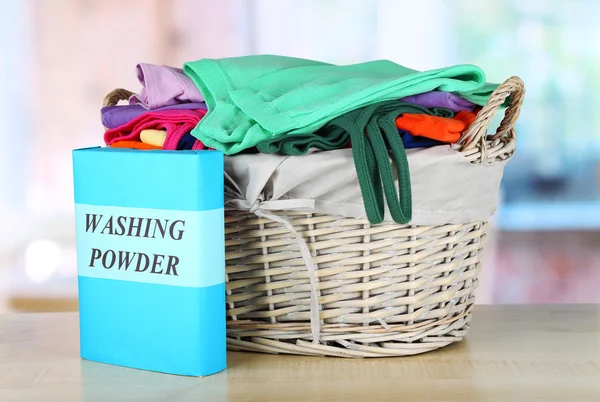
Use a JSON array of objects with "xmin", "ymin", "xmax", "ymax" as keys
[{"xmin": 224, "ymin": 146, "xmax": 507, "ymax": 226}]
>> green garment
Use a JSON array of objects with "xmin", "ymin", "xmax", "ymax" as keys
[
  {"xmin": 256, "ymin": 103, "xmax": 454, "ymax": 155},
  {"xmin": 183, "ymin": 55, "xmax": 499, "ymax": 155},
  {"xmin": 303, "ymin": 100, "xmax": 428, "ymax": 225}
]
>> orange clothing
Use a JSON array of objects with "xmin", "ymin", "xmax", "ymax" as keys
[
  {"xmin": 109, "ymin": 140, "xmax": 162, "ymax": 150},
  {"xmin": 395, "ymin": 110, "xmax": 477, "ymax": 143},
  {"xmin": 454, "ymin": 110, "xmax": 477, "ymax": 126}
]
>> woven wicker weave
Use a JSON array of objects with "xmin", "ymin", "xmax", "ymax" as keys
[
  {"xmin": 103, "ymin": 76, "xmax": 525, "ymax": 358},
  {"xmin": 223, "ymin": 76, "xmax": 524, "ymax": 357}
]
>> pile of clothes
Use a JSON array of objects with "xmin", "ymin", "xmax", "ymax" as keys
[
  {"xmin": 102, "ymin": 64, "xmax": 209, "ymax": 150},
  {"xmin": 101, "ymin": 55, "xmax": 499, "ymax": 224}
]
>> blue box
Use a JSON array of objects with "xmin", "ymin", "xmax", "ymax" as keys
[{"xmin": 72, "ymin": 147, "xmax": 226, "ymax": 376}]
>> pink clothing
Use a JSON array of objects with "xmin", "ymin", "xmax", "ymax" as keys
[
  {"xmin": 191, "ymin": 140, "xmax": 206, "ymax": 150},
  {"xmin": 104, "ymin": 109, "xmax": 207, "ymax": 150},
  {"xmin": 129, "ymin": 63, "xmax": 204, "ymax": 110}
]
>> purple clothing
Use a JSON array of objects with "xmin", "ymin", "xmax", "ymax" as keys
[
  {"xmin": 400, "ymin": 91, "xmax": 477, "ymax": 113},
  {"xmin": 101, "ymin": 103, "xmax": 207, "ymax": 129},
  {"xmin": 128, "ymin": 63, "xmax": 205, "ymax": 109}
]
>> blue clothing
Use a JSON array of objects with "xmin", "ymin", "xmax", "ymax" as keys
[
  {"xmin": 177, "ymin": 133, "xmax": 197, "ymax": 150},
  {"xmin": 399, "ymin": 130, "xmax": 445, "ymax": 149}
]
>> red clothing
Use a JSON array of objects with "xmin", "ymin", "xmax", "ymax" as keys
[{"xmin": 104, "ymin": 109, "xmax": 207, "ymax": 150}]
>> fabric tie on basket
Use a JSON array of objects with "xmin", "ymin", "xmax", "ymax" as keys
[
  {"xmin": 224, "ymin": 188, "xmax": 323, "ymax": 345},
  {"xmin": 104, "ymin": 109, "xmax": 208, "ymax": 150},
  {"xmin": 129, "ymin": 63, "xmax": 205, "ymax": 109},
  {"xmin": 183, "ymin": 55, "xmax": 500, "ymax": 154}
]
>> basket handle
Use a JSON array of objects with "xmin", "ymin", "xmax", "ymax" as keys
[
  {"xmin": 103, "ymin": 88, "xmax": 135, "ymax": 107},
  {"xmin": 457, "ymin": 76, "xmax": 525, "ymax": 151}
]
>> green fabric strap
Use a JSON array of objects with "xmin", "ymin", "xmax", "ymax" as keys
[
  {"xmin": 322, "ymin": 100, "xmax": 446, "ymax": 224},
  {"xmin": 256, "ymin": 103, "xmax": 454, "ymax": 155}
]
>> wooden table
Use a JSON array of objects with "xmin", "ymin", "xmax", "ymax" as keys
[{"xmin": 1, "ymin": 305, "xmax": 598, "ymax": 401}]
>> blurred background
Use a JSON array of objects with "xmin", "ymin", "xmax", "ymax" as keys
[{"xmin": 0, "ymin": 0, "xmax": 599, "ymax": 313}]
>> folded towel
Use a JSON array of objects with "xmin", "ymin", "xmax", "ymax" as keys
[{"xmin": 183, "ymin": 55, "xmax": 499, "ymax": 154}]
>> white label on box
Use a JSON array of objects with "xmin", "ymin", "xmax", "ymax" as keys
[{"xmin": 75, "ymin": 204, "xmax": 224, "ymax": 288}]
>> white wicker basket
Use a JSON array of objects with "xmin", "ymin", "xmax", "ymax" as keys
[{"xmin": 223, "ymin": 77, "xmax": 525, "ymax": 357}]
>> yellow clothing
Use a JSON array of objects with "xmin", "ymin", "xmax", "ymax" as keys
[{"xmin": 140, "ymin": 129, "xmax": 167, "ymax": 147}]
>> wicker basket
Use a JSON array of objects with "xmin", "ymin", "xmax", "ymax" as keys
[
  {"xmin": 104, "ymin": 76, "xmax": 525, "ymax": 358},
  {"xmin": 222, "ymin": 77, "xmax": 524, "ymax": 357}
]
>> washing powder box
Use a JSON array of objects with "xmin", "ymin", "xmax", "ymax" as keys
[{"xmin": 72, "ymin": 147, "xmax": 225, "ymax": 376}]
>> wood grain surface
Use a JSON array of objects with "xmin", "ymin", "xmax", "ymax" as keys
[{"xmin": 0, "ymin": 305, "xmax": 598, "ymax": 401}]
